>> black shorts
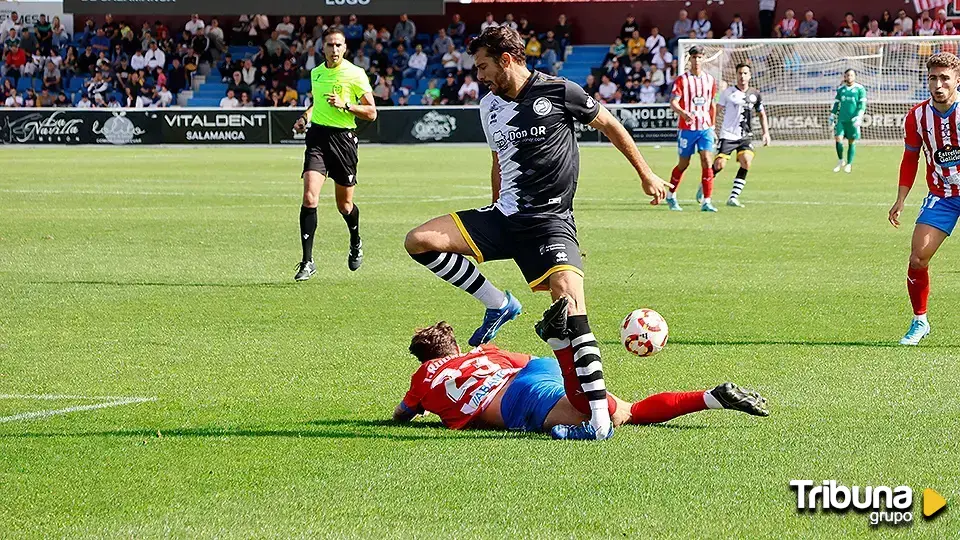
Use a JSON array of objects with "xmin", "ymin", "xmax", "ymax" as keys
[
  {"xmin": 452, "ymin": 206, "xmax": 584, "ymax": 292},
  {"xmin": 303, "ymin": 125, "xmax": 359, "ymax": 186},
  {"xmin": 717, "ymin": 138, "xmax": 755, "ymax": 160}
]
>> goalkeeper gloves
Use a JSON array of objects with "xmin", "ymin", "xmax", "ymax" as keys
[
  {"xmin": 828, "ymin": 113, "xmax": 837, "ymax": 127},
  {"xmin": 852, "ymin": 115, "xmax": 863, "ymax": 127}
]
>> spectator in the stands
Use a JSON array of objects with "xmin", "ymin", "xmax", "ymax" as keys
[
  {"xmin": 458, "ymin": 74, "xmax": 479, "ymax": 105},
  {"xmin": 86, "ymin": 71, "xmax": 111, "ymax": 98},
  {"xmin": 120, "ymin": 28, "xmax": 139, "ymax": 57},
  {"xmin": 51, "ymin": 16, "xmax": 69, "ymax": 49},
  {"xmin": 540, "ymin": 30, "xmax": 561, "ymax": 72},
  {"xmin": 442, "ymin": 43, "xmax": 460, "ymax": 76},
  {"xmin": 879, "ymin": 10, "xmax": 894, "ymax": 34},
  {"xmin": 649, "ymin": 64, "xmax": 665, "ymax": 91},
  {"xmin": 264, "ymin": 31, "xmax": 289, "ymax": 56},
  {"xmin": 480, "ymin": 13, "xmax": 499, "ymax": 34},
  {"xmin": 219, "ymin": 88, "xmax": 239, "ymax": 108},
  {"xmin": 352, "ymin": 48, "xmax": 370, "ymax": 71},
  {"xmin": 156, "ymin": 84, "xmax": 173, "ymax": 107},
  {"xmin": 774, "ymin": 9, "xmax": 798, "ymax": 37},
  {"xmin": 76, "ymin": 93, "xmax": 93, "ymax": 108},
  {"xmin": 393, "ymin": 43, "xmax": 410, "ymax": 74},
  {"xmin": 933, "ymin": 9, "xmax": 948, "ymax": 34},
  {"xmin": 864, "ymin": 20, "xmax": 883, "ymax": 37},
  {"xmin": 393, "ymin": 13, "xmax": 416, "ymax": 47},
  {"xmin": 439, "ymin": 72, "xmax": 460, "ymax": 105},
  {"xmin": 4, "ymin": 89, "xmax": 23, "ymax": 107},
  {"xmin": 3, "ymin": 28, "xmax": 19, "ymax": 53},
  {"xmin": 77, "ymin": 19, "xmax": 95, "ymax": 47},
  {"xmin": 518, "ymin": 17, "xmax": 533, "ymax": 36},
  {"xmin": 653, "ymin": 47, "xmax": 673, "ymax": 70},
  {"xmin": 836, "ymin": 12, "xmax": 861, "ymax": 37},
  {"xmin": 370, "ymin": 42, "xmax": 389, "ymax": 72},
  {"xmin": 54, "ymin": 92, "xmax": 70, "ymax": 107},
  {"xmin": 432, "ymin": 28, "xmax": 453, "ymax": 61},
  {"xmin": 597, "ymin": 74, "xmax": 617, "ymax": 103},
  {"xmin": 20, "ymin": 28, "xmax": 38, "ymax": 56},
  {"xmin": 554, "ymin": 14, "xmax": 572, "ymax": 55},
  {"xmin": 237, "ymin": 91, "xmax": 252, "ymax": 108},
  {"xmin": 301, "ymin": 45, "xmax": 322, "ymax": 73},
  {"xmin": 136, "ymin": 85, "xmax": 156, "ymax": 108},
  {"xmin": 344, "ymin": 15, "xmax": 363, "ymax": 49},
  {"xmin": 238, "ymin": 58, "xmax": 256, "ymax": 86},
  {"xmin": 62, "ymin": 47, "xmax": 78, "ymax": 76},
  {"xmin": 186, "ymin": 14, "xmax": 205, "ymax": 36},
  {"xmin": 281, "ymin": 84, "xmax": 298, "ymax": 106},
  {"xmin": 276, "ymin": 16, "xmax": 295, "ymax": 43},
  {"xmin": 277, "ymin": 58, "xmax": 297, "ymax": 89},
  {"xmin": 0, "ymin": 11, "xmax": 21, "ymax": 40},
  {"xmin": 421, "ymin": 79, "xmax": 440, "ymax": 105},
  {"xmin": 916, "ymin": 10, "xmax": 935, "ymax": 36},
  {"xmin": 2, "ymin": 43, "xmax": 26, "ymax": 81},
  {"xmin": 377, "ymin": 26, "xmax": 391, "ymax": 45},
  {"xmin": 890, "ymin": 22, "xmax": 905, "ymax": 37},
  {"xmin": 502, "ymin": 14, "xmax": 518, "ymax": 32},
  {"xmin": 90, "ymin": 29, "xmax": 110, "ymax": 55},
  {"xmin": 627, "ymin": 30, "xmax": 644, "ymax": 60},
  {"xmin": 34, "ymin": 14, "xmax": 52, "ymax": 55},
  {"xmin": 458, "ymin": 49, "xmax": 476, "ymax": 77},
  {"xmin": 78, "ymin": 45, "xmax": 97, "ymax": 74},
  {"xmin": 42, "ymin": 61, "xmax": 61, "ymax": 92},
  {"xmin": 606, "ymin": 57, "xmax": 629, "ymax": 86},
  {"xmin": 406, "ymin": 44, "xmax": 428, "ymax": 80},
  {"xmin": 183, "ymin": 47, "xmax": 200, "ymax": 78},
  {"xmin": 646, "ymin": 27, "xmax": 665, "ymax": 56},
  {"xmin": 448, "ymin": 13, "xmax": 466, "ymax": 41},
  {"xmin": 725, "ymin": 14, "xmax": 743, "ymax": 39},
  {"xmin": 799, "ymin": 11, "xmax": 818, "ymax": 38},
  {"xmin": 130, "ymin": 48, "xmax": 146, "ymax": 71},
  {"xmin": 228, "ymin": 70, "xmax": 251, "ymax": 98},
  {"xmin": 582, "ymin": 74, "xmax": 599, "ymax": 97},
  {"xmin": 207, "ymin": 18, "xmax": 226, "ymax": 60},
  {"xmin": 219, "ymin": 52, "xmax": 237, "ymax": 81},
  {"xmin": 21, "ymin": 88, "xmax": 35, "ymax": 107},
  {"xmin": 145, "ymin": 41, "xmax": 165, "ymax": 72},
  {"xmin": 373, "ymin": 73, "xmax": 393, "ymax": 105},
  {"xmin": 620, "ymin": 15, "xmax": 638, "ymax": 41},
  {"xmin": 639, "ymin": 78, "xmax": 657, "ymax": 104},
  {"xmin": 115, "ymin": 56, "xmax": 132, "ymax": 86},
  {"xmin": 895, "ymin": 10, "xmax": 914, "ymax": 35},
  {"xmin": 693, "ymin": 10, "xmax": 712, "ymax": 39},
  {"xmin": 363, "ymin": 23, "xmax": 377, "ymax": 48},
  {"xmin": 671, "ymin": 9, "xmax": 692, "ymax": 51},
  {"xmin": 604, "ymin": 37, "xmax": 625, "ymax": 66},
  {"xmin": 101, "ymin": 14, "xmax": 118, "ymax": 42},
  {"xmin": 759, "ymin": 0, "xmax": 776, "ymax": 37},
  {"xmin": 944, "ymin": 20, "xmax": 959, "ymax": 36}
]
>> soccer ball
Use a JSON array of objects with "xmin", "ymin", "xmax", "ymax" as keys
[{"xmin": 620, "ymin": 309, "xmax": 669, "ymax": 357}]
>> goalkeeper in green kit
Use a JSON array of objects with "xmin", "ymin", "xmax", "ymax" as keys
[{"xmin": 830, "ymin": 69, "xmax": 867, "ymax": 174}]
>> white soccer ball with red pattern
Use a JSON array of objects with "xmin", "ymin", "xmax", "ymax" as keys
[{"xmin": 620, "ymin": 309, "xmax": 669, "ymax": 357}]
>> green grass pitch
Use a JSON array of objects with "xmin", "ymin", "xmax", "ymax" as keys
[{"xmin": 1, "ymin": 144, "xmax": 958, "ymax": 538}]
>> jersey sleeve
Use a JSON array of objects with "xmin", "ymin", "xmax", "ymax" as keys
[
  {"xmin": 401, "ymin": 370, "xmax": 425, "ymax": 412},
  {"xmin": 353, "ymin": 69, "xmax": 373, "ymax": 98},
  {"xmin": 479, "ymin": 100, "xmax": 497, "ymax": 151},
  {"xmin": 671, "ymin": 76, "xmax": 684, "ymax": 98},
  {"xmin": 754, "ymin": 92, "xmax": 765, "ymax": 113},
  {"xmin": 856, "ymin": 86, "xmax": 867, "ymax": 115},
  {"xmin": 831, "ymin": 87, "xmax": 841, "ymax": 115},
  {"xmin": 563, "ymin": 79, "xmax": 600, "ymax": 124},
  {"xmin": 903, "ymin": 109, "xmax": 921, "ymax": 152}
]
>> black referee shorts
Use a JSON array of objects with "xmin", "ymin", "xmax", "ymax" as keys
[
  {"xmin": 302, "ymin": 125, "xmax": 359, "ymax": 187},
  {"xmin": 452, "ymin": 206, "xmax": 584, "ymax": 292}
]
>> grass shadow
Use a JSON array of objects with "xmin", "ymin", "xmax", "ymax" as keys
[
  {"xmin": 32, "ymin": 280, "xmax": 295, "ymax": 289},
  {"xmin": 601, "ymin": 338, "xmax": 947, "ymax": 349}
]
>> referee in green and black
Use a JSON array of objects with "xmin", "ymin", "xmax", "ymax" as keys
[{"xmin": 293, "ymin": 28, "xmax": 377, "ymax": 281}]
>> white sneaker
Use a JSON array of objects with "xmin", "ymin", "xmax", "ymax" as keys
[
  {"xmin": 833, "ymin": 160, "xmax": 845, "ymax": 173},
  {"xmin": 843, "ymin": 164, "xmax": 852, "ymax": 174}
]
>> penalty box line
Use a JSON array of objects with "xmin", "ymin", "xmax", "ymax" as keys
[{"xmin": 0, "ymin": 394, "xmax": 158, "ymax": 424}]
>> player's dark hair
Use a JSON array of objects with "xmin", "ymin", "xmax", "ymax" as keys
[
  {"xmin": 468, "ymin": 26, "xmax": 525, "ymax": 65},
  {"xmin": 322, "ymin": 27, "xmax": 346, "ymax": 42},
  {"xmin": 927, "ymin": 52, "xmax": 960, "ymax": 73},
  {"xmin": 409, "ymin": 321, "xmax": 459, "ymax": 362},
  {"xmin": 844, "ymin": 68, "xmax": 855, "ymax": 75},
  {"xmin": 736, "ymin": 63, "xmax": 751, "ymax": 72}
]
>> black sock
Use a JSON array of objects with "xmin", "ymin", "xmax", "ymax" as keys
[
  {"xmin": 730, "ymin": 167, "xmax": 749, "ymax": 199},
  {"xmin": 341, "ymin": 204, "xmax": 360, "ymax": 245},
  {"xmin": 299, "ymin": 206, "xmax": 317, "ymax": 262}
]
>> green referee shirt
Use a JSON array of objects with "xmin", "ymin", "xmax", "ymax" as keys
[{"xmin": 309, "ymin": 59, "xmax": 372, "ymax": 129}]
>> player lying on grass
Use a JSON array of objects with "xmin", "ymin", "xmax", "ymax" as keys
[{"xmin": 393, "ymin": 299, "xmax": 769, "ymax": 440}]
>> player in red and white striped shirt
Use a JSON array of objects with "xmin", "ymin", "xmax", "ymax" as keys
[
  {"xmin": 889, "ymin": 52, "xmax": 960, "ymax": 345},
  {"xmin": 668, "ymin": 46, "xmax": 719, "ymax": 212}
]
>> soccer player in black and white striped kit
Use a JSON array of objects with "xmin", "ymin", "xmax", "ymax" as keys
[
  {"xmin": 403, "ymin": 27, "xmax": 671, "ymax": 441},
  {"xmin": 712, "ymin": 63, "xmax": 771, "ymax": 207}
]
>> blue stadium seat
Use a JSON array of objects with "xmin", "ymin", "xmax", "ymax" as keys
[
  {"xmin": 401, "ymin": 77, "xmax": 417, "ymax": 89},
  {"xmin": 416, "ymin": 79, "xmax": 430, "ymax": 93},
  {"xmin": 188, "ymin": 97, "xmax": 222, "ymax": 107}
]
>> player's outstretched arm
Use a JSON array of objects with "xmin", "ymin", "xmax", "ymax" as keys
[
  {"xmin": 589, "ymin": 106, "xmax": 672, "ymax": 204},
  {"xmin": 392, "ymin": 402, "xmax": 418, "ymax": 423}
]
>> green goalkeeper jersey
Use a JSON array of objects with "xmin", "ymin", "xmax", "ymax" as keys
[{"xmin": 831, "ymin": 83, "xmax": 867, "ymax": 122}]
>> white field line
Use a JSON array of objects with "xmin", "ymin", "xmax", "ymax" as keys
[{"xmin": 0, "ymin": 395, "xmax": 157, "ymax": 424}]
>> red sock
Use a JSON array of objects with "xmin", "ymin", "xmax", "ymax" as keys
[
  {"xmin": 555, "ymin": 344, "xmax": 617, "ymax": 416},
  {"xmin": 907, "ymin": 266, "xmax": 930, "ymax": 315},
  {"xmin": 670, "ymin": 166, "xmax": 684, "ymax": 194},
  {"xmin": 701, "ymin": 168, "xmax": 714, "ymax": 199},
  {"xmin": 628, "ymin": 391, "xmax": 708, "ymax": 425}
]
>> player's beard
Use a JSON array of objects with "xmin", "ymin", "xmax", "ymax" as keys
[{"xmin": 485, "ymin": 69, "xmax": 511, "ymax": 97}]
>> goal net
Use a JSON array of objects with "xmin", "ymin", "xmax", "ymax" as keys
[{"xmin": 677, "ymin": 36, "xmax": 960, "ymax": 143}]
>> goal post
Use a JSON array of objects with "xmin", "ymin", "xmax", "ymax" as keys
[{"xmin": 677, "ymin": 36, "xmax": 960, "ymax": 143}]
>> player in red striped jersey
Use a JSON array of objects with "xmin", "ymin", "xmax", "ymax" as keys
[
  {"xmin": 889, "ymin": 52, "xmax": 960, "ymax": 345},
  {"xmin": 393, "ymin": 311, "xmax": 768, "ymax": 440},
  {"xmin": 667, "ymin": 46, "xmax": 719, "ymax": 212}
]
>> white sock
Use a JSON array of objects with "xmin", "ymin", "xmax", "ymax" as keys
[
  {"xmin": 703, "ymin": 390, "xmax": 723, "ymax": 410},
  {"xmin": 473, "ymin": 280, "xmax": 507, "ymax": 310},
  {"xmin": 666, "ymin": 193, "xmax": 676, "ymax": 200},
  {"xmin": 589, "ymin": 402, "xmax": 612, "ymax": 436},
  {"xmin": 703, "ymin": 197, "xmax": 712, "ymax": 204},
  {"xmin": 914, "ymin": 313, "xmax": 929, "ymax": 324}
]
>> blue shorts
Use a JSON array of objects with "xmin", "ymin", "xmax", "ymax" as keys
[
  {"xmin": 917, "ymin": 193, "xmax": 960, "ymax": 235},
  {"xmin": 500, "ymin": 357, "xmax": 566, "ymax": 432},
  {"xmin": 677, "ymin": 129, "xmax": 716, "ymax": 158}
]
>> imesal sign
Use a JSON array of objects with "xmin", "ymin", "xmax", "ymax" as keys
[{"xmin": 63, "ymin": 0, "xmax": 444, "ymax": 15}]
